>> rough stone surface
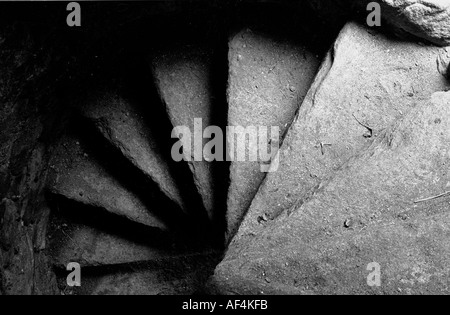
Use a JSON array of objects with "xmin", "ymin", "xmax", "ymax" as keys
[
  {"xmin": 80, "ymin": 89, "xmax": 188, "ymax": 214},
  {"xmin": 214, "ymin": 91, "xmax": 450, "ymax": 295},
  {"xmin": 48, "ymin": 134, "xmax": 167, "ymax": 230},
  {"xmin": 49, "ymin": 215, "xmax": 180, "ymax": 267},
  {"xmin": 437, "ymin": 47, "xmax": 450, "ymax": 79},
  {"xmin": 59, "ymin": 252, "xmax": 220, "ymax": 295},
  {"xmin": 231, "ymin": 22, "xmax": 450, "ymax": 253},
  {"xmin": 307, "ymin": 0, "xmax": 450, "ymax": 46},
  {"xmin": 371, "ymin": 0, "xmax": 450, "ymax": 46},
  {"xmin": 152, "ymin": 47, "xmax": 216, "ymax": 221},
  {"xmin": 0, "ymin": 15, "xmax": 61, "ymax": 294},
  {"xmin": 226, "ymin": 28, "xmax": 321, "ymax": 240}
]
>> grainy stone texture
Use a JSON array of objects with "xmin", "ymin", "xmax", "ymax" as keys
[
  {"xmin": 152, "ymin": 46, "xmax": 216, "ymax": 221},
  {"xmin": 49, "ymin": 215, "xmax": 178, "ymax": 267},
  {"xmin": 230, "ymin": 22, "xmax": 450, "ymax": 255},
  {"xmin": 214, "ymin": 91, "xmax": 450, "ymax": 295},
  {"xmin": 370, "ymin": 0, "xmax": 450, "ymax": 46},
  {"xmin": 0, "ymin": 16, "xmax": 60, "ymax": 295},
  {"xmin": 437, "ymin": 47, "xmax": 450, "ymax": 79},
  {"xmin": 80, "ymin": 89, "xmax": 188, "ymax": 214},
  {"xmin": 0, "ymin": 2, "xmax": 221, "ymax": 295},
  {"xmin": 48, "ymin": 134, "xmax": 168, "ymax": 230},
  {"xmin": 59, "ymin": 252, "xmax": 221, "ymax": 295},
  {"xmin": 226, "ymin": 28, "xmax": 321, "ymax": 240}
]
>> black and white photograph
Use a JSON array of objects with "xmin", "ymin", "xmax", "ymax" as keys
[{"xmin": 0, "ymin": 0, "xmax": 449, "ymax": 299}]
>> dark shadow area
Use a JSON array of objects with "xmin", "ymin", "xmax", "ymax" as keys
[
  {"xmin": 228, "ymin": 0, "xmax": 341, "ymax": 56},
  {"xmin": 108, "ymin": 5, "xmax": 235, "ymax": 248},
  {"xmin": 207, "ymin": 33, "xmax": 232, "ymax": 248},
  {"xmin": 47, "ymin": 194, "xmax": 193, "ymax": 255},
  {"xmin": 54, "ymin": 115, "xmax": 211, "ymax": 243},
  {"xmin": 120, "ymin": 60, "xmax": 213, "ymax": 235}
]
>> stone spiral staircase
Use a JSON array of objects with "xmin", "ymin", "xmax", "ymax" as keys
[{"xmin": 37, "ymin": 4, "xmax": 450, "ymax": 295}]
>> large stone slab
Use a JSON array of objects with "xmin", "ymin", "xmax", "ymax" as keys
[
  {"xmin": 365, "ymin": 0, "xmax": 450, "ymax": 46},
  {"xmin": 48, "ymin": 135, "xmax": 167, "ymax": 230},
  {"xmin": 80, "ymin": 89, "xmax": 188, "ymax": 214},
  {"xmin": 307, "ymin": 0, "xmax": 450, "ymax": 46},
  {"xmin": 225, "ymin": 28, "xmax": 321, "ymax": 239},
  {"xmin": 231, "ymin": 22, "xmax": 450, "ymax": 252},
  {"xmin": 151, "ymin": 46, "xmax": 216, "ymax": 221},
  {"xmin": 213, "ymin": 91, "xmax": 450, "ymax": 295}
]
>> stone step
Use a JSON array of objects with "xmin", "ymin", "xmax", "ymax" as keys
[
  {"xmin": 48, "ymin": 208, "xmax": 191, "ymax": 268},
  {"xmin": 79, "ymin": 88, "xmax": 188, "ymax": 214},
  {"xmin": 59, "ymin": 252, "xmax": 220, "ymax": 295},
  {"xmin": 225, "ymin": 27, "xmax": 322, "ymax": 239},
  {"xmin": 231, "ymin": 21, "xmax": 450, "ymax": 251},
  {"xmin": 213, "ymin": 91, "xmax": 450, "ymax": 294},
  {"xmin": 47, "ymin": 134, "xmax": 168, "ymax": 230},
  {"xmin": 151, "ymin": 46, "xmax": 216, "ymax": 221}
]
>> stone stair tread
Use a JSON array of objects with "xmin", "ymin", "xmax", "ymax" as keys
[
  {"xmin": 232, "ymin": 21, "xmax": 450, "ymax": 248},
  {"xmin": 49, "ymin": 215, "xmax": 183, "ymax": 268},
  {"xmin": 62, "ymin": 253, "xmax": 220, "ymax": 295},
  {"xmin": 214, "ymin": 210, "xmax": 450, "ymax": 295},
  {"xmin": 213, "ymin": 91, "xmax": 450, "ymax": 294},
  {"xmin": 48, "ymin": 135, "xmax": 167, "ymax": 230},
  {"xmin": 79, "ymin": 89, "xmax": 187, "ymax": 213},
  {"xmin": 151, "ymin": 46, "xmax": 215, "ymax": 220},
  {"xmin": 225, "ymin": 28, "xmax": 321, "ymax": 239}
]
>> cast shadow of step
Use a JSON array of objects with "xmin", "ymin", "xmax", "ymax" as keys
[
  {"xmin": 49, "ymin": 115, "xmax": 212, "ymax": 242},
  {"xmin": 47, "ymin": 194, "xmax": 218, "ymax": 267},
  {"xmin": 149, "ymin": 29, "xmax": 231, "ymax": 246}
]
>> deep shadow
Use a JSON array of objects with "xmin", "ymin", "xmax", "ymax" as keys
[
  {"xmin": 47, "ymin": 194, "xmax": 196, "ymax": 255},
  {"xmin": 54, "ymin": 115, "xmax": 211, "ymax": 244}
]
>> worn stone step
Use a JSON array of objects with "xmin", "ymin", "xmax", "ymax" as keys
[
  {"xmin": 225, "ymin": 27, "xmax": 322, "ymax": 239},
  {"xmin": 231, "ymin": 22, "xmax": 450, "ymax": 250},
  {"xmin": 79, "ymin": 88, "xmax": 188, "ymax": 214},
  {"xmin": 50, "ymin": 222, "xmax": 173, "ymax": 268},
  {"xmin": 59, "ymin": 252, "xmax": 220, "ymax": 295},
  {"xmin": 151, "ymin": 46, "xmax": 216, "ymax": 221},
  {"xmin": 48, "ymin": 207, "xmax": 191, "ymax": 268},
  {"xmin": 213, "ymin": 91, "xmax": 450, "ymax": 294},
  {"xmin": 47, "ymin": 134, "xmax": 167, "ymax": 230}
]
